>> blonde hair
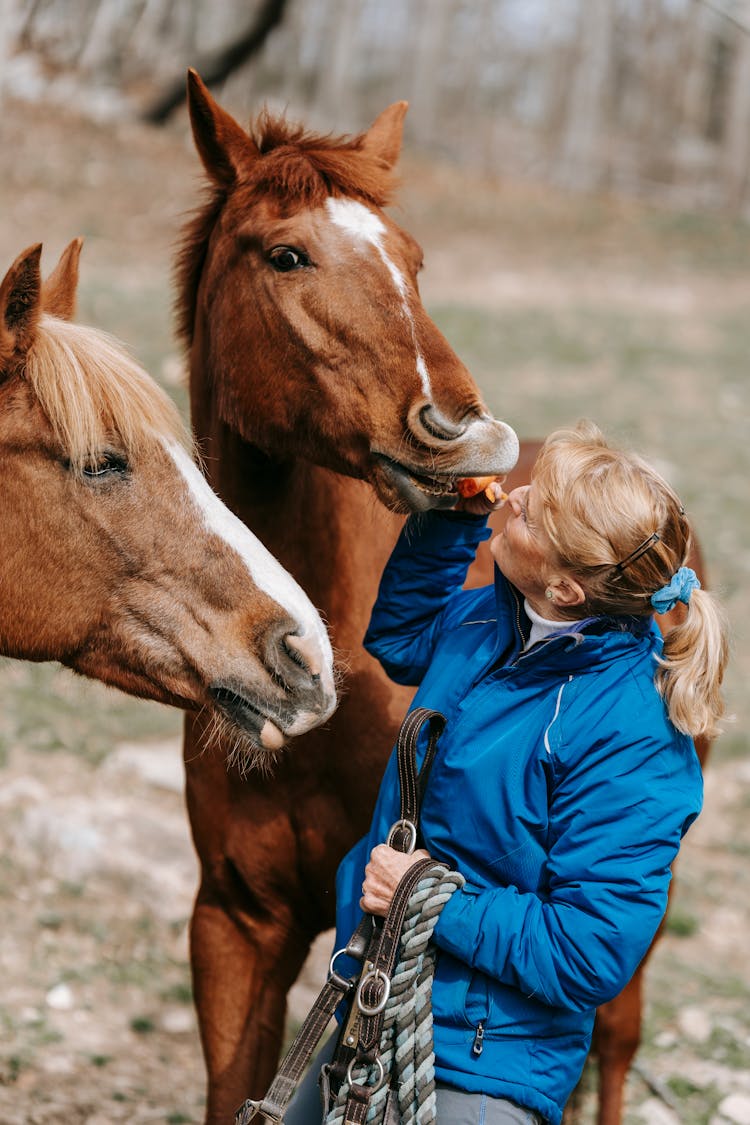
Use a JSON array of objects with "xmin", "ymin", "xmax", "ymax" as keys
[
  {"xmin": 25, "ymin": 314, "xmax": 188, "ymax": 474},
  {"xmin": 532, "ymin": 421, "xmax": 728, "ymax": 739}
]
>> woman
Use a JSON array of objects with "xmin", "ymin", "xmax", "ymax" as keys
[{"xmin": 331, "ymin": 422, "xmax": 728, "ymax": 1125}]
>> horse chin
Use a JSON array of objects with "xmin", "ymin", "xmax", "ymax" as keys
[{"xmin": 370, "ymin": 454, "xmax": 459, "ymax": 514}]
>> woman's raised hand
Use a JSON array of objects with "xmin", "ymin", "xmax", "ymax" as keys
[{"xmin": 455, "ymin": 479, "xmax": 508, "ymax": 515}]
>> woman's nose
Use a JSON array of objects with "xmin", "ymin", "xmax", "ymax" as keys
[{"xmin": 507, "ymin": 485, "xmax": 528, "ymax": 515}]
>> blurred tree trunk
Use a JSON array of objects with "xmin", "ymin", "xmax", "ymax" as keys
[
  {"xmin": 407, "ymin": 0, "xmax": 453, "ymax": 148},
  {"xmin": 0, "ymin": 0, "xmax": 27, "ymax": 103},
  {"xmin": 556, "ymin": 0, "xmax": 614, "ymax": 191},
  {"xmin": 143, "ymin": 0, "xmax": 288, "ymax": 124},
  {"xmin": 722, "ymin": 18, "xmax": 750, "ymax": 209},
  {"xmin": 680, "ymin": 0, "xmax": 712, "ymax": 135},
  {"xmin": 318, "ymin": 0, "xmax": 362, "ymax": 130}
]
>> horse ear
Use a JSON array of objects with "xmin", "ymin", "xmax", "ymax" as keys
[
  {"xmin": 187, "ymin": 68, "xmax": 259, "ymax": 187},
  {"xmin": 41, "ymin": 237, "xmax": 83, "ymax": 320},
  {"xmin": 361, "ymin": 102, "xmax": 408, "ymax": 169},
  {"xmin": 0, "ymin": 243, "xmax": 42, "ymax": 368}
]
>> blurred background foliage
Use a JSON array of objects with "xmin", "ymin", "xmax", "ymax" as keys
[{"xmin": 5, "ymin": 0, "xmax": 750, "ymax": 211}]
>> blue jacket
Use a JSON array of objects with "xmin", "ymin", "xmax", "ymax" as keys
[{"xmin": 335, "ymin": 511, "xmax": 703, "ymax": 1125}]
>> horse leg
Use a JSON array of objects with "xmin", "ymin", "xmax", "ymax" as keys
[
  {"xmin": 592, "ymin": 968, "xmax": 644, "ymax": 1125},
  {"xmin": 190, "ymin": 884, "xmax": 310, "ymax": 1125},
  {"xmin": 183, "ymin": 715, "xmax": 316, "ymax": 1125}
]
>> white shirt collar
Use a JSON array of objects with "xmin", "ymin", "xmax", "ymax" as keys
[{"xmin": 523, "ymin": 599, "xmax": 585, "ymax": 650}]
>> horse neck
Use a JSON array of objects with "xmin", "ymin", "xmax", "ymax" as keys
[{"xmin": 193, "ymin": 406, "xmax": 401, "ymax": 646}]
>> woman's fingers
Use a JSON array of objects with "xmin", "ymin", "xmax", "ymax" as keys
[{"xmin": 360, "ymin": 845, "xmax": 431, "ymax": 916}]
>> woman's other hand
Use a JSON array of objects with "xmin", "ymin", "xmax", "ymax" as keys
[{"xmin": 360, "ymin": 843, "xmax": 432, "ymax": 916}]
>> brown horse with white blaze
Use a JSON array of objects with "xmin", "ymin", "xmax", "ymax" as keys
[
  {"xmin": 178, "ymin": 71, "xmax": 518, "ymax": 1123},
  {"xmin": 0, "ymin": 239, "xmax": 335, "ymax": 759}
]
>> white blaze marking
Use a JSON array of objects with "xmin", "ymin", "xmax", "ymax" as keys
[
  {"xmin": 326, "ymin": 197, "xmax": 432, "ymax": 397},
  {"xmin": 165, "ymin": 440, "xmax": 335, "ymax": 698}
]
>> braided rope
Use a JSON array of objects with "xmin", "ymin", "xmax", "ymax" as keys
[{"xmin": 327, "ymin": 866, "xmax": 464, "ymax": 1125}]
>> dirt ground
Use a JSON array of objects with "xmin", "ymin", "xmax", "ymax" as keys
[{"xmin": 0, "ymin": 97, "xmax": 748, "ymax": 1125}]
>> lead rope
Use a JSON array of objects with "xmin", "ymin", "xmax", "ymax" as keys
[
  {"xmin": 326, "ymin": 864, "xmax": 464, "ymax": 1125},
  {"xmin": 234, "ymin": 708, "xmax": 451, "ymax": 1125}
]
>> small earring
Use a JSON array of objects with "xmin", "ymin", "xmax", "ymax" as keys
[{"xmin": 545, "ymin": 588, "xmax": 554, "ymax": 601}]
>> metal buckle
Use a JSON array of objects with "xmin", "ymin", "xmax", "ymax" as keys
[
  {"xmin": 346, "ymin": 1055, "xmax": 385, "ymax": 1092},
  {"xmin": 234, "ymin": 1100, "xmax": 272, "ymax": 1124},
  {"xmin": 386, "ymin": 818, "xmax": 417, "ymax": 854},
  {"xmin": 356, "ymin": 967, "xmax": 391, "ymax": 1015}
]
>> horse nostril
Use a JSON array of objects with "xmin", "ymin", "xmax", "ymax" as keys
[
  {"xmin": 417, "ymin": 403, "xmax": 468, "ymax": 442},
  {"xmin": 283, "ymin": 633, "xmax": 323, "ymax": 678},
  {"xmin": 282, "ymin": 636, "xmax": 312, "ymax": 678}
]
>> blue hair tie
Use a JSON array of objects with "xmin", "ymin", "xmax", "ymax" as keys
[{"xmin": 650, "ymin": 566, "xmax": 701, "ymax": 614}]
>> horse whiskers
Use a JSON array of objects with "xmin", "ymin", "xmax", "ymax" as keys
[
  {"xmin": 329, "ymin": 642, "xmax": 352, "ymax": 683},
  {"xmin": 198, "ymin": 705, "xmax": 284, "ymax": 780}
]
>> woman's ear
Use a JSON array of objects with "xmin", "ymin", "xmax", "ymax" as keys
[{"xmin": 547, "ymin": 574, "xmax": 586, "ymax": 610}]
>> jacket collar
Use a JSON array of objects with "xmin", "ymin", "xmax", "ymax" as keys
[{"xmin": 493, "ymin": 567, "xmax": 658, "ymax": 673}]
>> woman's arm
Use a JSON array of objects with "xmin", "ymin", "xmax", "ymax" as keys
[
  {"xmin": 430, "ymin": 724, "xmax": 702, "ymax": 1013},
  {"xmin": 364, "ymin": 510, "xmax": 492, "ymax": 685}
]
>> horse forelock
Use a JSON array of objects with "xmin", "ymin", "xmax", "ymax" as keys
[
  {"xmin": 175, "ymin": 112, "xmax": 398, "ymax": 345},
  {"xmin": 25, "ymin": 314, "xmax": 189, "ymax": 471},
  {"xmin": 250, "ymin": 111, "xmax": 397, "ymax": 208}
]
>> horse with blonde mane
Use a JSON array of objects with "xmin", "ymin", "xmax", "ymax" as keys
[
  {"xmin": 0, "ymin": 239, "xmax": 336, "ymax": 761},
  {"xmin": 177, "ymin": 75, "xmax": 709, "ymax": 1125}
]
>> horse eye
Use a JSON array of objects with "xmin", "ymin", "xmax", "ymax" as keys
[
  {"xmin": 268, "ymin": 246, "xmax": 310, "ymax": 272},
  {"xmin": 81, "ymin": 452, "xmax": 129, "ymax": 480}
]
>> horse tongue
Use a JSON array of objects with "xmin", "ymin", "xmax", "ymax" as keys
[{"xmin": 259, "ymin": 720, "xmax": 285, "ymax": 751}]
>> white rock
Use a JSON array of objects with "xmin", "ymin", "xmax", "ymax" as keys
[
  {"xmin": 678, "ymin": 1005, "xmax": 713, "ymax": 1043},
  {"xmin": 159, "ymin": 1007, "xmax": 195, "ymax": 1035},
  {"xmin": 718, "ymin": 1094, "xmax": 750, "ymax": 1124},
  {"xmin": 654, "ymin": 1030, "xmax": 677, "ymax": 1049},
  {"xmin": 45, "ymin": 983, "xmax": 74, "ymax": 1011},
  {"xmin": 0, "ymin": 776, "xmax": 47, "ymax": 807},
  {"xmin": 102, "ymin": 738, "xmax": 184, "ymax": 793},
  {"xmin": 636, "ymin": 1097, "xmax": 680, "ymax": 1124},
  {"xmin": 40, "ymin": 1053, "xmax": 75, "ymax": 1075}
]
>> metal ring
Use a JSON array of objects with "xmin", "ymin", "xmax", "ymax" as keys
[
  {"xmin": 328, "ymin": 947, "xmax": 352, "ymax": 978},
  {"xmin": 346, "ymin": 1055, "xmax": 385, "ymax": 1092},
  {"xmin": 386, "ymin": 818, "xmax": 417, "ymax": 854},
  {"xmin": 356, "ymin": 968, "xmax": 391, "ymax": 1015}
]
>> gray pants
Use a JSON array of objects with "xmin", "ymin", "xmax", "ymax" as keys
[{"xmin": 284, "ymin": 1036, "xmax": 543, "ymax": 1125}]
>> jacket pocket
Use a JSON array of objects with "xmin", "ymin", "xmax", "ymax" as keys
[
  {"xmin": 464, "ymin": 968, "xmax": 492, "ymax": 1025},
  {"xmin": 431, "ymin": 954, "xmax": 492, "ymax": 1031}
]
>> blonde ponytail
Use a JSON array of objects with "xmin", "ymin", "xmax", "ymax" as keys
[{"xmin": 656, "ymin": 588, "xmax": 729, "ymax": 739}]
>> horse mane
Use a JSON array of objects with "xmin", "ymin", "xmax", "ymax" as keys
[
  {"xmin": 25, "ymin": 314, "xmax": 189, "ymax": 472},
  {"xmin": 176, "ymin": 111, "xmax": 399, "ymax": 345}
]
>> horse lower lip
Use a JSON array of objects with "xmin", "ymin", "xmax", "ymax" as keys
[{"xmin": 210, "ymin": 686, "xmax": 277, "ymax": 737}]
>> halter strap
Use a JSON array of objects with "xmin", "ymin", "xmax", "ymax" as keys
[
  {"xmin": 386, "ymin": 707, "xmax": 445, "ymax": 854},
  {"xmin": 234, "ymin": 706, "xmax": 448, "ymax": 1125}
]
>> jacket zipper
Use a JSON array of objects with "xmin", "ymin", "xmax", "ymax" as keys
[{"xmin": 472, "ymin": 1021, "xmax": 485, "ymax": 1056}]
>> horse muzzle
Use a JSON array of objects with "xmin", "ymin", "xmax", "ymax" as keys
[
  {"xmin": 208, "ymin": 623, "xmax": 337, "ymax": 754},
  {"xmin": 371, "ymin": 414, "xmax": 520, "ymax": 514}
]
